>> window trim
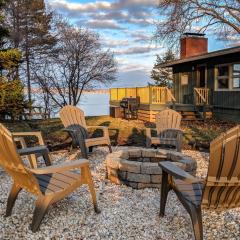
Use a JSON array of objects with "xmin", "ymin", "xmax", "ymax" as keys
[
  {"xmin": 214, "ymin": 62, "xmax": 240, "ymax": 91},
  {"xmin": 232, "ymin": 63, "xmax": 240, "ymax": 89}
]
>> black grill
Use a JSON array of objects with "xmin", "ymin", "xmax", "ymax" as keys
[{"xmin": 120, "ymin": 97, "xmax": 140, "ymax": 120}]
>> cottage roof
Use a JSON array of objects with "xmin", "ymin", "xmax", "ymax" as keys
[{"xmin": 157, "ymin": 45, "xmax": 240, "ymax": 68}]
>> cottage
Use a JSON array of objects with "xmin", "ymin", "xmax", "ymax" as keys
[
  {"xmin": 158, "ymin": 33, "xmax": 240, "ymax": 122},
  {"xmin": 110, "ymin": 33, "xmax": 240, "ymax": 122}
]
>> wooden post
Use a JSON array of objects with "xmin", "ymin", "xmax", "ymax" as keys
[
  {"xmin": 194, "ymin": 88, "xmax": 197, "ymax": 106},
  {"xmin": 165, "ymin": 87, "xmax": 168, "ymax": 104},
  {"xmin": 203, "ymin": 102, "xmax": 206, "ymax": 122},
  {"xmin": 149, "ymin": 86, "xmax": 152, "ymax": 104}
]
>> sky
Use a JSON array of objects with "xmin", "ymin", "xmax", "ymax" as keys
[{"xmin": 47, "ymin": 0, "xmax": 229, "ymax": 88}]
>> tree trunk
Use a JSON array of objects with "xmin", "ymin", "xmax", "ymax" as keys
[{"xmin": 26, "ymin": 50, "xmax": 31, "ymax": 104}]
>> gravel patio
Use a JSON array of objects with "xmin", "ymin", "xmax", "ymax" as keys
[{"xmin": 0, "ymin": 147, "xmax": 239, "ymax": 240}]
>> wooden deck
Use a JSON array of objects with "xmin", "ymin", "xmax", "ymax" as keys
[
  {"xmin": 110, "ymin": 87, "xmax": 212, "ymax": 122},
  {"xmin": 110, "ymin": 86, "xmax": 176, "ymax": 104}
]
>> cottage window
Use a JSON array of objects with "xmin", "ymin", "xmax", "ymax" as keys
[
  {"xmin": 216, "ymin": 65, "xmax": 229, "ymax": 89},
  {"xmin": 233, "ymin": 64, "xmax": 240, "ymax": 88}
]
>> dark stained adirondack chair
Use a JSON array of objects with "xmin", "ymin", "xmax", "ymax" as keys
[
  {"xmin": 60, "ymin": 105, "xmax": 112, "ymax": 158},
  {"xmin": 159, "ymin": 125, "xmax": 240, "ymax": 240},
  {"xmin": 12, "ymin": 131, "xmax": 51, "ymax": 168},
  {"xmin": 0, "ymin": 124, "xmax": 100, "ymax": 232},
  {"xmin": 146, "ymin": 109, "xmax": 183, "ymax": 152}
]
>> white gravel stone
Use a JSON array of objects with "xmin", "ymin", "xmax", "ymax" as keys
[{"xmin": 0, "ymin": 147, "xmax": 239, "ymax": 239}]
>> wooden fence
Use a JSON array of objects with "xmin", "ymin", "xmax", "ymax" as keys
[
  {"xmin": 110, "ymin": 86, "xmax": 176, "ymax": 105},
  {"xmin": 194, "ymin": 88, "xmax": 209, "ymax": 105}
]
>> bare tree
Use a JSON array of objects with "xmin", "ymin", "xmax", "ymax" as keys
[
  {"xmin": 155, "ymin": 0, "xmax": 240, "ymax": 47},
  {"xmin": 34, "ymin": 19, "xmax": 116, "ymax": 108}
]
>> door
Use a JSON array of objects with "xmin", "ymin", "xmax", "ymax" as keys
[{"xmin": 197, "ymin": 66, "xmax": 207, "ymax": 88}]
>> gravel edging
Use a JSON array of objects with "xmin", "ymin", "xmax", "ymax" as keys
[{"xmin": 0, "ymin": 147, "xmax": 239, "ymax": 240}]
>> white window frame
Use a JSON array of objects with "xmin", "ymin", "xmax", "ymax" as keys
[
  {"xmin": 232, "ymin": 63, "xmax": 240, "ymax": 89},
  {"xmin": 214, "ymin": 62, "xmax": 240, "ymax": 91}
]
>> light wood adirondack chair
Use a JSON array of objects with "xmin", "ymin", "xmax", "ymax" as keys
[
  {"xmin": 146, "ymin": 109, "xmax": 183, "ymax": 152},
  {"xmin": 0, "ymin": 123, "xmax": 99, "ymax": 232},
  {"xmin": 159, "ymin": 125, "xmax": 240, "ymax": 240},
  {"xmin": 60, "ymin": 105, "xmax": 112, "ymax": 158}
]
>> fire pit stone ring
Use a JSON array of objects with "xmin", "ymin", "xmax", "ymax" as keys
[{"xmin": 105, "ymin": 148, "xmax": 197, "ymax": 189}]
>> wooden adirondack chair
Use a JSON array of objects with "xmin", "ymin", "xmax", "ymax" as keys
[
  {"xmin": 60, "ymin": 105, "xmax": 112, "ymax": 158},
  {"xmin": 146, "ymin": 109, "xmax": 183, "ymax": 152},
  {"xmin": 159, "ymin": 125, "xmax": 240, "ymax": 240},
  {"xmin": 0, "ymin": 123, "xmax": 99, "ymax": 232}
]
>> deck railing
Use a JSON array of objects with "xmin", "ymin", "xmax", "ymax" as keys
[
  {"xmin": 110, "ymin": 86, "xmax": 176, "ymax": 105},
  {"xmin": 194, "ymin": 88, "xmax": 209, "ymax": 105}
]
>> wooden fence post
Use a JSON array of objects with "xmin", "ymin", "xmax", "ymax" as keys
[{"xmin": 149, "ymin": 86, "xmax": 152, "ymax": 104}]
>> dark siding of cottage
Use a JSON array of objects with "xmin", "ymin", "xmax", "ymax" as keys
[
  {"xmin": 172, "ymin": 51, "xmax": 240, "ymax": 122},
  {"xmin": 173, "ymin": 64, "xmax": 195, "ymax": 104}
]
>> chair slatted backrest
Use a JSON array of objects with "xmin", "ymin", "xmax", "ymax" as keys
[
  {"xmin": 155, "ymin": 109, "xmax": 182, "ymax": 135},
  {"xmin": 0, "ymin": 124, "xmax": 40, "ymax": 195},
  {"xmin": 60, "ymin": 105, "xmax": 87, "ymax": 129},
  {"xmin": 202, "ymin": 125, "xmax": 240, "ymax": 209}
]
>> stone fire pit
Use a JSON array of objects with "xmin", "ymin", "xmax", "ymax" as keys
[{"xmin": 105, "ymin": 148, "xmax": 197, "ymax": 189}]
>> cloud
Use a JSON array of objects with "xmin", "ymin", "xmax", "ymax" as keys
[
  {"xmin": 86, "ymin": 19, "xmax": 124, "ymax": 30},
  {"xmin": 112, "ymin": 0, "xmax": 158, "ymax": 9},
  {"xmin": 48, "ymin": 0, "xmax": 158, "ymax": 28},
  {"xmin": 49, "ymin": 0, "xmax": 158, "ymax": 13},
  {"xmin": 49, "ymin": 0, "xmax": 111, "ymax": 12},
  {"xmin": 121, "ymin": 29, "xmax": 153, "ymax": 43},
  {"xmin": 47, "ymin": 0, "xmax": 162, "ymax": 86},
  {"xmin": 126, "ymin": 18, "xmax": 153, "ymax": 26},
  {"xmin": 115, "ymin": 45, "xmax": 160, "ymax": 55},
  {"xmin": 87, "ymin": 11, "xmax": 153, "ymax": 28},
  {"xmin": 132, "ymin": 33, "xmax": 152, "ymax": 43},
  {"xmin": 119, "ymin": 63, "xmax": 150, "ymax": 72},
  {"xmin": 102, "ymin": 39, "xmax": 130, "ymax": 48}
]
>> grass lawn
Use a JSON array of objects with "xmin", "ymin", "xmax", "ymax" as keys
[{"xmin": 3, "ymin": 116, "xmax": 237, "ymax": 151}]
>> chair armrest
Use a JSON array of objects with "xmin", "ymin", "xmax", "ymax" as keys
[
  {"xmin": 17, "ymin": 145, "xmax": 49, "ymax": 156},
  {"xmin": 28, "ymin": 159, "xmax": 89, "ymax": 174},
  {"xmin": 146, "ymin": 128, "xmax": 151, "ymax": 138},
  {"xmin": 146, "ymin": 128, "xmax": 157, "ymax": 148},
  {"xmin": 12, "ymin": 131, "xmax": 45, "ymax": 145},
  {"xmin": 86, "ymin": 126, "xmax": 108, "ymax": 130},
  {"xmin": 159, "ymin": 128, "xmax": 183, "ymax": 141},
  {"xmin": 159, "ymin": 161, "xmax": 202, "ymax": 184},
  {"xmin": 86, "ymin": 126, "xmax": 109, "ymax": 137},
  {"xmin": 146, "ymin": 128, "xmax": 157, "ymax": 138},
  {"xmin": 160, "ymin": 128, "xmax": 183, "ymax": 134}
]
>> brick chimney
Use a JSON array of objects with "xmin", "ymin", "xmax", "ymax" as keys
[{"xmin": 180, "ymin": 33, "xmax": 208, "ymax": 59}]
